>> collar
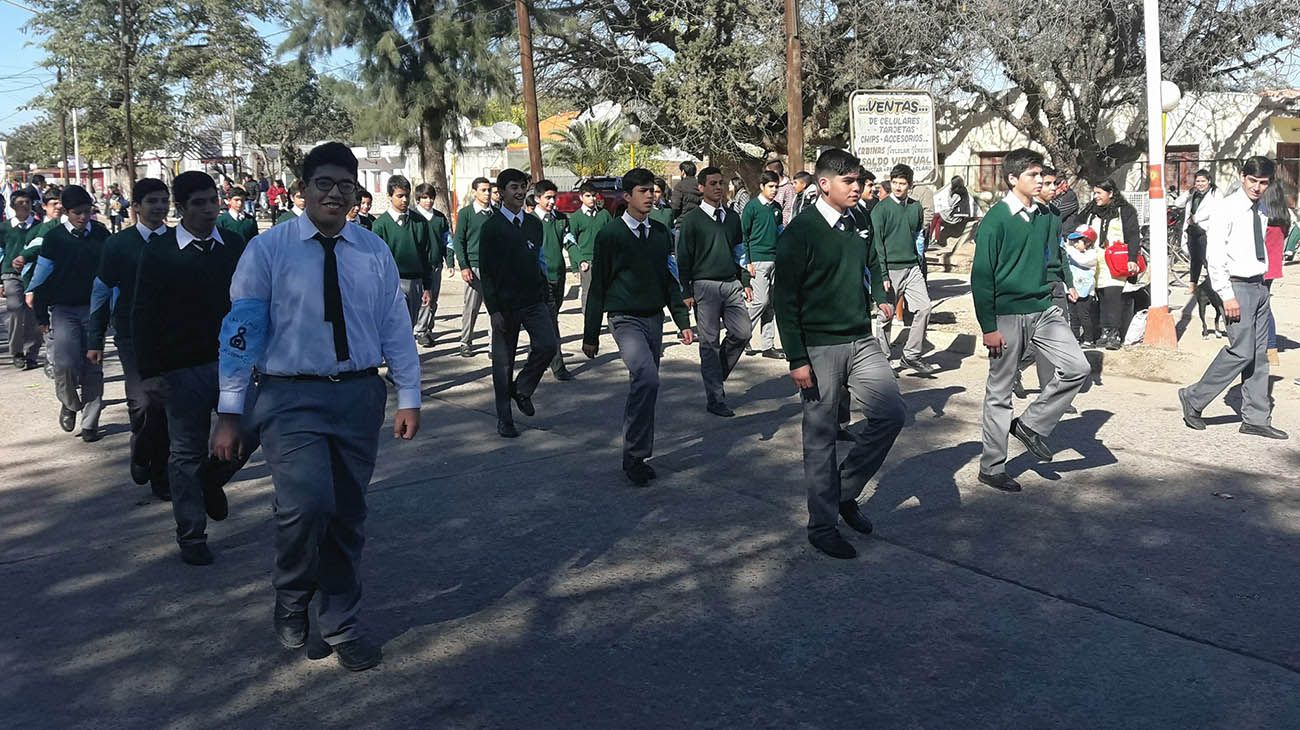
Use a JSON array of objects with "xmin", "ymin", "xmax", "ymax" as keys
[
  {"xmin": 580, "ymin": 206, "xmax": 596, "ymax": 216},
  {"xmin": 63, "ymin": 221, "xmax": 89, "ymax": 236},
  {"xmin": 226, "ymin": 209, "xmax": 244, "ymax": 221},
  {"xmin": 413, "ymin": 206, "xmax": 435, "ymax": 220},
  {"xmin": 177, "ymin": 224, "xmax": 225, "ymax": 250},
  {"xmin": 500, "ymin": 206, "xmax": 525, "ymax": 226},
  {"xmin": 10, "ymin": 215, "xmax": 34, "ymax": 228},
  {"xmin": 1228, "ymin": 188, "xmax": 1256, "ymax": 210},
  {"xmin": 296, "ymin": 212, "xmax": 358, "ymax": 245},
  {"xmin": 136, "ymin": 222, "xmax": 167, "ymax": 240},
  {"xmin": 387, "ymin": 208, "xmax": 407, "ymax": 224},
  {"xmin": 757, "ymin": 193, "xmax": 774, "ymax": 205},
  {"xmin": 815, "ymin": 198, "xmax": 847, "ymax": 229},
  {"xmin": 699, "ymin": 201, "xmax": 724, "ymax": 220},
  {"xmin": 891, "ymin": 195, "xmax": 910, "ymax": 206},
  {"xmin": 622, "ymin": 211, "xmax": 649, "ymax": 234},
  {"xmin": 291, "ymin": 206, "xmax": 305, "ymax": 217},
  {"xmin": 473, "ymin": 201, "xmax": 492, "ymax": 215},
  {"xmin": 534, "ymin": 207, "xmax": 554, "ymax": 221},
  {"xmin": 1002, "ymin": 192, "xmax": 1041, "ymax": 218}
]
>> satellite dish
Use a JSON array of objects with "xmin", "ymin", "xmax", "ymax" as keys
[{"xmin": 492, "ymin": 122, "xmax": 524, "ymax": 142}]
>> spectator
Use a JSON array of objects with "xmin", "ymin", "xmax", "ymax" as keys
[
  {"xmin": 792, "ymin": 171, "xmax": 816, "ymax": 218},
  {"xmin": 1173, "ymin": 169, "xmax": 1218, "ymax": 292},
  {"xmin": 728, "ymin": 175, "xmax": 749, "ymax": 215},
  {"xmin": 765, "ymin": 158, "xmax": 797, "ymax": 225},
  {"xmin": 1054, "ymin": 171, "xmax": 1081, "ymax": 232},
  {"xmin": 1078, "ymin": 179, "xmax": 1139, "ymax": 350},
  {"xmin": 265, "ymin": 179, "xmax": 287, "ymax": 219},
  {"xmin": 932, "ymin": 175, "xmax": 980, "ymax": 271},
  {"xmin": 106, "ymin": 184, "xmax": 129, "ymax": 233},
  {"xmin": 1065, "ymin": 225, "xmax": 1100, "ymax": 346},
  {"xmin": 1260, "ymin": 179, "xmax": 1292, "ymax": 366},
  {"xmin": 671, "ymin": 161, "xmax": 702, "ymax": 218}
]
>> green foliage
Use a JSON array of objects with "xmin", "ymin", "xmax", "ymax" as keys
[
  {"xmin": 238, "ymin": 61, "xmax": 354, "ymax": 180},
  {"xmin": 2, "ymin": 117, "xmax": 64, "ymax": 169},
  {"xmin": 319, "ymin": 76, "xmax": 409, "ymax": 146}
]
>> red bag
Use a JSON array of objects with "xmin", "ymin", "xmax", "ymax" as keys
[{"xmin": 1104, "ymin": 241, "xmax": 1147, "ymax": 278}]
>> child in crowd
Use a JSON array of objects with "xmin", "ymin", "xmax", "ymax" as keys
[{"xmin": 1065, "ymin": 225, "xmax": 1099, "ymax": 346}]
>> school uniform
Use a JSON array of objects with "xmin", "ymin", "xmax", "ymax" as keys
[
  {"xmin": 480, "ymin": 207, "xmax": 560, "ymax": 431},
  {"xmin": 568, "ymin": 206, "xmax": 612, "ymax": 313},
  {"xmin": 1, "ymin": 214, "xmax": 41, "ymax": 367},
  {"xmin": 582, "ymin": 213, "xmax": 691, "ymax": 472},
  {"xmin": 218, "ymin": 213, "xmax": 421, "ymax": 647},
  {"xmin": 773, "ymin": 199, "xmax": 905, "ymax": 549},
  {"xmin": 740, "ymin": 195, "xmax": 783, "ymax": 353},
  {"xmin": 218, "ymin": 209, "xmax": 260, "ymax": 243},
  {"xmin": 275, "ymin": 206, "xmax": 304, "ymax": 226},
  {"xmin": 372, "ymin": 208, "xmax": 433, "ymax": 338},
  {"xmin": 972, "ymin": 194, "xmax": 1090, "ymax": 478},
  {"xmin": 90, "ymin": 222, "xmax": 172, "ymax": 493},
  {"xmin": 870, "ymin": 195, "xmax": 933, "ymax": 364},
  {"xmin": 1017, "ymin": 200, "xmax": 1076, "ymax": 392},
  {"xmin": 355, "ymin": 212, "xmax": 376, "ymax": 230},
  {"xmin": 28, "ymin": 220, "xmax": 111, "ymax": 436},
  {"xmin": 649, "ymin": 205, "xmax": 675, "ymax": 231},
  {"xmin": 453, "ymin": 202, "xmax": 494, "ymax": 351},
  {"xmin": 411, "ymin": 205, "xmax": 453, "ymax": 343},
  {"xmin": 133, "ymin": 225, "xmax": 247, "ymax": 554},
  {"xmin": 677, "ymin": 202, "xmax": 752, "ymax": 412},
  {"xmin": 536, "ymin": 207, "xmax": 574, "ymax": 378}
]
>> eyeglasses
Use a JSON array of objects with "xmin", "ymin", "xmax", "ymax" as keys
[{"xmin": 310, "ymin": 177, "xmax": 359, "ymax": 196}]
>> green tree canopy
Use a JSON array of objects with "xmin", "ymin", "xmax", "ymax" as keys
[{"xmin": 238, "ymin": 61, "xmax": 354, "ymax": 180}]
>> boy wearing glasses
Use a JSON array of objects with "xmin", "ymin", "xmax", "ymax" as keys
[{"xmin": 213, "ymin": 143, "xmax": 421, "ymax": 671}]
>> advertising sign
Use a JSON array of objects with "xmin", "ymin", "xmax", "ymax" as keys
[{"xmin": 848, "ymin": 90, "xmax": 938, "ymax": 185}]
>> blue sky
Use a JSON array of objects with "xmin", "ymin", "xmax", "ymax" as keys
[{"xmin": 0, "ymin": 5, "xmax": 357, "ymax": 135}]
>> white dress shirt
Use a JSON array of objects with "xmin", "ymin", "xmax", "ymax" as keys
[
  {"xmin": 176, "ymin": 224, "xmax": 225, "ymax": 250},
  {"xmin": 217, "ymin": 213, "xmax": 421, "ymax": 413},
  {"xmin": 622, "ymin": 211, "xmax": 649, "ymax": 237},
  {"xmin": 135, "ymin": 222, "xmax": 168, "ymax": 240},
  {"xmin": 1206, "ymin": 188, "xmax": 1268, "ymax": 301},
  {"xmin": 698, "ymin": 200, "xmax": 726, "ymax": 223},
  {"xmin": 814, "ymin": 198, "xmax": 849, "ymax": 229},
  {"xmin": 1001, "ymin": 191, "xmax": 1043, "ymax": 222},
  {"xmin": 387, "ymin": 208, "xmax": 407, "ymax": 225}
]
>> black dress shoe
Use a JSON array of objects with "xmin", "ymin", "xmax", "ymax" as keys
[
  {"xmin": 553, "ymin": 369, "xmax": 574, "ymax": 381},
  {"xmin": 761, "ymin": 348, "xmax": 786, "ymax": 360},
  {"xmin": 836, "ymin": 428, "xmax": 855, "ymax": 442},
  {"xmin": 808, "ymin": 531, "xmax": 857, "ymax": 559},
  {"xmin": 1240, "ymin": 423, "xmax": 1289, "ymax": 440},
  {"xmin": 59, "ymin": 407, "xmax": 76, "ymax": 433},
  {"xmin": 458, "ymin": 345, "xmax": 474, "ymax": 358},
  {"xmin": 79, "ymin": 428, "xmax": 101, "ymax": 443},
  {"xmin": 744, "ymin": 348, "xmax": 759, "ymax": 356},
  {"xmin": 1178, "ymin": 388, "xmax": 1206, "ymax": 431},
  {"xmin": 416, "ymin": 333, "xmax": 435, "ymax": 348},
  {"xmin": 179, "ymin": 543, "xmax": 214, "ymax": 566},
  {"xmin": 24, "ymin": 358, "xmax": 39, "ymax": 371},
  {"xmin": 1010, "ymin": 418, "xmax": 1053, "ymax": 462},
  {"xmin": 838, "ymin": 500, "xmax": 873, "ymax": 535},
  {"xmin": 130, "ymin": 462, "xmax": 150, "ymax": 485},
  {"xmin": 623, "ymin": 457, "xmax": 656, "ymax": 480},
  {"xmin": 333, "ymin": 639, "xmax": 382, "ymax": 671},
  {"xmin": 11, "ymin": 355, "xmax": 25, "ymax": 369},
  {"xmin": 900, "ymin": 356, "xmax": 936, "ymax": 375},
  {"xmin": 203, "ymin": 480, "xmax": 229, "ymax": 521},
  {"xmin": 497, "ymin": 420, "xmax": 519, "ymax": 438},
  {"xmin": 512, "ymin": 391, "xmax": 536, "ymax": 416},
  {"xmin": 1011, "ymin": 374, "xmax": 1028, "ymax": 399},
  {"xmin": 706, "ymin": 402, "xmax": 735, "ymax": 417},
  {"xmin": 274, "ymin": 604, "xmax": 309, "ymax": 649},
  {"xmin": 978, "ymin": 471, "xmax": 1022, "ymax": 492},
  {"xmin": 623, "ymin": 459, "xmax": 652, "ymax": 487}
]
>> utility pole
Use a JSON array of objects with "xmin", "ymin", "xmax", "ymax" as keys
[
  {"xmin": 119, "ymin": 0, "xmax": 136, "ymax": 184},
  {"xmin": 1141, "ymin": 0, "xmax": 1176, "ymax": 348},
  {"xmin": 58, "ymin": 68, "xmax": 69, "ymax": 184},
  {"xmin": 516, "ymin": 0, "xmax": 545, "ymax": 181},
  {"xmin": 783, "ymin": 0, "xmax": 804, "ymax": 173}
]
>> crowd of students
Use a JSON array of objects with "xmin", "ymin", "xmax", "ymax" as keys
[{"xmin": 0, "ymin": 141, "xmax": 1292, "ymax": 672}]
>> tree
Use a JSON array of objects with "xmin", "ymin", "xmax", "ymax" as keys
[
  {"xmin": 26, "ymin": 0, "xmax": 279, "ymax": 181},
  {"xmin": 2, "ymin": 117, "xmax": 63, "ymax": 170},
  {"xmin": 238, "ymin": 61, "xmax": 354, "ymax": 180},
  {"xmin": 545, "ymin": 118, "xmax": 625, "ymax": 176},
  {"xmin": 320, "ymin": 76, "xmax": 408, "ymax": 146},
  {"xmin": 285, "ymin": 0, "xmax": 516, "ymax": 212},
  {"xmin": 928, "ymin": 0, "xmax": 1300, "ymax": 181}
]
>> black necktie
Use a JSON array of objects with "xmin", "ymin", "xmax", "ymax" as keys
[
  {"xmin": 313, "ymin": 233, "xmax": 350, "ymax": 361},
  {"xmin": 836, "ymin": 214, "xmax": 851, "ymax": 231},
  {"xmin": 638, "ymin": 223, "xmax": 648, "ymax": 241},
  {"xmin": 714, "ymin": 208, "xmax": 723, "ymax": 224},
  {"xmin": 399, "ymin": 213, "xmax": 408, "ymax": 226},
  {"xmin": 480, "ymin": 209, "xmax": 491, "ymax": 218},
  {"xmin": 1252, "ymin": 203, "xmax": 1265, "ymax": 262},
  {"xmin": 193, "ymin": 239, "xmax": 213, "ymax": 254},
  {"xmin": 513, "ymin": 215, "xmax": 523, "ymax": 228},
  {"xmin": 148, "ymin": 231, "xmax": 160, "ymax": 240}
]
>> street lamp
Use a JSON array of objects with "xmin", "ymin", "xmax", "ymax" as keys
[{"xmin": 622, "ymin": 124, "xmax": 642, "ymax": 169}]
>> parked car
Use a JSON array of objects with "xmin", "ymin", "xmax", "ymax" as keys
[{"xmin": 554, "ymin": 176, "xmax": 625, "ymax": 215}]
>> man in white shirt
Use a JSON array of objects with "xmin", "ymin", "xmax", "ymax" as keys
[{"xmin": 1179, "ymin": 156, "xmax": 1287, "ymax": 440}]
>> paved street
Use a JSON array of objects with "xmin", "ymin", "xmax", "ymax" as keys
[{"xmin": 2, "ymin": 271, "xmax": 1298, "ymax": 729}]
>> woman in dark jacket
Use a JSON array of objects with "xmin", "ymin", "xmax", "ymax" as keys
[
  {"xmin": 1078, "ymin": 179, "xmax": 1141, "ymax": 349},
  {"xmin": 670, "ymin": 161, "xmax": 702, "ymax": 218}
]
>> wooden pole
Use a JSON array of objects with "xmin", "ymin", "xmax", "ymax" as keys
[
  {"xmin": 783, "ymin": 0, "xmax": 804, "ymax": 173},
  {"xmin": 516, "ymin": 0, "xmax": 545, "ymax": 181}
]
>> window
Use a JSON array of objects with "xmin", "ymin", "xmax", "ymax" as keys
[
  {"xmin": 977, "ymin": 151, "xmax": 1008, "ymax": 192},
  {"xmin": 1164, "ymin": 145, "xmax": 1200, "ymax": 193}
]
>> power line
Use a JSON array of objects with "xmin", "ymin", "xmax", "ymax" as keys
[{"xmin": 0, "ymin": 0, "xmax": 37, "ymax": 13}]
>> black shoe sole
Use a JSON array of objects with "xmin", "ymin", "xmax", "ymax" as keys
[
  {"xmin": 1010, "ymin": 420, "xmax": 1053, "ymax": 462},
  {"xmin": 808, "ymin": 535, "xmax": 857, "ymax": 559},
  {"xmin": 978, "ymin": 473, "xmax": 1022, "ymax": 492},
  {"xmin": 1178, "ymin": 389, "xmax": 1206, "ymax": 431}
]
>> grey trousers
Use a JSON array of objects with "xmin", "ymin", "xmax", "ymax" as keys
[
  {"xmin": 3, "ymin": 274, "xmax": 40, "ymax": 361},
  {"xmin": 413, "ymin": 269, "xmax": 442, "ymax": 337},
  {"xmin": 547, "ymin": 278, "xmax": 567, "ymax": 374},
  {"xmin": 1184, "ymin": 278, "xmax": 1272, "ymax": 426},
  {"xmin": 490, "ymin": 302, "xmax": 560, "ymax": 424},
  {"xmin": 579, "ymin": 266, "xmax": 593, "ymax": 313},
  {"xmin": 747, "ymin": 261, "xmax": 777, "ymax": 351},
  {"xmin": 51, "ymin": 304, "xmax": 104, "ymax": 431},
  {"xmin": 610, "ymin": 314, "xmax": 664, "ymax": 462},
  {"xmin": 875, "ymin": 265, "xmax": 932, "ymax": 360},
  {"xmin": 254, "ymin": 374, "xmax": 386, "ymax": 646},
  {"xmin": 981, "ymin": 307, "xmax": 1090, "ymax": 474},
  {"xmin": 693, "ymin": 279, "xmax": 751, "ymax": 407},
  {"xmin": 459, "ymin": 266, "xmax": 483, "ymax": 346},
  {"xmin": 161, "ymin": 363, "xmax": 220, "ymax": 546},
  {"xmin": 116, "ymin": 335, "xmax": 169, "ymax": 483},
  {"xmin": 1023, "ymin": 281, "xmax": 1072, "ymax": 390},
  {"xmin": 802, "ymin": 338, "xmax": 905, "ymax": 537},
  {"xmin": 399, "ymin": 278, "xmax": 423, "ymax": 335}
]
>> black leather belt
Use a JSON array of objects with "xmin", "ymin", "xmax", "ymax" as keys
[
  {"xmin": 1229, "ymin": 275, "xmax": 1264, "ymax": 283},
  {"xmin": 260, "ymin": 367, "xmax": 379, "ymax": 383}
]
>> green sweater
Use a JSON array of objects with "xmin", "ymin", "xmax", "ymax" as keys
[
  {"xmin": 741, "ymin": 197, "xmax": 782, "ymax": 263},
  {"xmin": 419, "ymin": 208, "xmax": 453, "ymax": 269},
  {"xmin": 90, "ymin": 226, "xmax": 167, "ymax": 347},
  {"xmin": 372, "ymin": 211, "xmax": 433, "ymax": 286},
  {"xmin": 1, "ymin": 217, "xmax": 37, "ymax": 277},
  {"xmin": 538, "ymin": 210, "xmax": 570, "ymax": 284},
  {"xmin": 870, "ymin": 195, "xmax": 924, "ymax": 270},
  {"xmin": 971, "ymin": 200, "xmax": 1057, "ymax": 334},
  {"xmin": 18, "ymin": 219, "xmax": 60, "ymax": 287},
  {"xmin": 454, "ymin": 205, "xmax": 493, "ymax": 269},
  {"xmin": 480, "ymin": 211, "xmax": 549, "ymax": 314},
  {"xmin": 274, "ymin": 208, "xmax": 299, "ymax": 226},
  {"xmin": 217, "ymin": 211, "xmax": 259, "ymax": 244},
  {"xmin": 1040, "ymin": 202, "xmax": 1073, "ymax": 288},
  {"xmin": 583, "ymin": 217, "xmax": 691, "ymax": 346},
  {"xmin": 29, "ymin": 222, "xmax": 111, "ymax": 326},
  {"xmin": 774, "ymin": 206, "xmax": 889, "ymax": 369},
  {"xmin": 649, "ymin": 205, "xmax": 675, "ymax": 230},
  {"xmin": 676, "ymin": 206, "xmax": 750, "ymax": 297},
  {"xmin": 568, "ymin": 207, "xmax": 611, "ymax": 270}
]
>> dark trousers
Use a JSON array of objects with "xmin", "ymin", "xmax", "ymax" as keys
[
  {"xmin": 1098, "ymin": 286, "xmax": 1124, "ymax": 331},
  {"xmin": 1070, "ymin": 295, "xmax": 1097, "ymax": 342},
  {"xmin": 610, "ymin": 314, "xmax": 663, "ymax": 462},
  {"xmin": 490, "ymin": 302, "xmax": 559, "ymax": 424},
  {"xmin": 117, "ymin": 335, "xmax": 170, "ymax": 484},
  {"xmin": 1187, "ymin": 226, "xmax": 1207, "ymax": 284},
  {"xmin": 254, "ymin": 374, "xmax": 387, "ymax": 645},
  {"xmin": 547, "ymin": 278, "xmax": 567, "ymax": 374},
  {"xmin": 161, "ymin": 363, "xmax": 219, "ymax": 547}
]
